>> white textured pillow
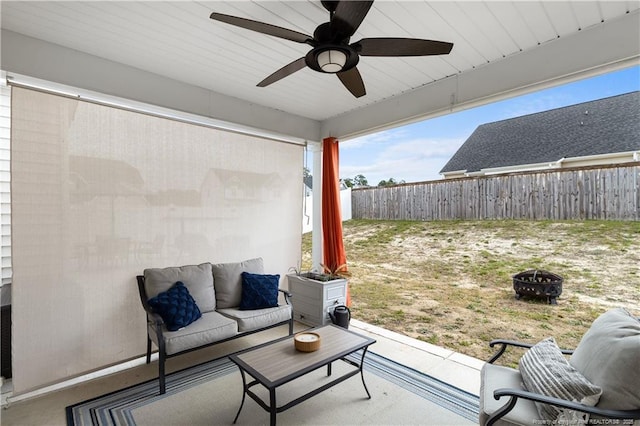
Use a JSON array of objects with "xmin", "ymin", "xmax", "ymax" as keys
[{"xmin": 519, "ymin": 337, "xmax": 602, "ymax": 421}]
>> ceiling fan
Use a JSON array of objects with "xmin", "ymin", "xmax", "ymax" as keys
[{"xmin": 210, "ymin": 0, "xmax": 453, "ymax": 98}]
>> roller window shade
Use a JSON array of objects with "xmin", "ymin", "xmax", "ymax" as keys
[
  {"xmin": 10, "ymin": 86, "xmax": 303, "ymax": 394},
  {"xmin": 0, "ymin": 84, "xmax": 11, "ymax": 287}
]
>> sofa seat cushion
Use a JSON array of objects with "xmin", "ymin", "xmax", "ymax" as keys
[
  {"xmin": 148, "ymin": 311, "xmax": 237, "ymax": 355},
  {"xmin": 480, "ymin": 363, "xmax": 540, "ymax": 426},
  {"xmin": 570, "ymin": 307, "xmax": 640, "ymax": 410},
  {"xmin": 217, "ymin": 304, "xmax": 292, "ymax": 332},
  {"xmin": 144, "ymin": 263, "xmax": 216, "ymax": 313},
  {"xmin": 212, "ymin": 258, "xmax": 264, "ymax": 309}
]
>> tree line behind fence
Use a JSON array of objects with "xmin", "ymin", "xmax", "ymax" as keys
[{"xmin": 351, "ymin": 163, "xmax": 640, "ymax": 221}]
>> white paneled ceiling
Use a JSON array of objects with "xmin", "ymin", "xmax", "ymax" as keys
[{"xmin": 1, "ymin": 1, "xmax": 639, "ymax": 140}]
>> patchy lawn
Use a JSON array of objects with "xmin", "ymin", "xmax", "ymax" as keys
[{"xmin": 301, "ymin": 219, "xmax": 640, "ymax": 366}]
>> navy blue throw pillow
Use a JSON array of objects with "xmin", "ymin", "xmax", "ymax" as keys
[
  {"xmin": 147, "ymin": 281, "xmax": 202, "ymax": 331},
  {"xmin": 239, "ymin": 272, "xmax": 280, "ymax": 310}
]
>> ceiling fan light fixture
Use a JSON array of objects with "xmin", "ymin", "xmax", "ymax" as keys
[{"xmin": 317, "ymin": 49, "xmax": 347, "ymax": 73}]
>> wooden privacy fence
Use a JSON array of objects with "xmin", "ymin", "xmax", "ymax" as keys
[{"xmin": 351, "ymin": 163, "xmax": 640, "ymax": 221}]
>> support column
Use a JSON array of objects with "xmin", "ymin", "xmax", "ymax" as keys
[{"xmin": 309, "ymin": 141, "xmax": 323, "ymax": 272}]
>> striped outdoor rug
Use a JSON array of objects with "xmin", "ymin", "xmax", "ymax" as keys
[{"xmin": 67, "ymin": 351, "xmax": 479, "ymax": 425}]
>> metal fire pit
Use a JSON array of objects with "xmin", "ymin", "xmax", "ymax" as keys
[{"xmin": 513, "ymin": 270, "xmax": 563, "ymax": 304}]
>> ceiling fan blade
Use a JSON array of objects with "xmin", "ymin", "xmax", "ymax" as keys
[
  {"xmin": 210, "ymin": 12, "xmax": 312, "ymax": 44},
  {"xmin": 257, "ymin": 57, "xmax": 307, "ymax": 87},
  {"xmin": 331, "ymin": 1, "xmax": 373, "ymax": 39},
  {"xmin": 337, "ymin": 67, "xmax": 366, "ymax": 98},
  {"xmin": 354, "ymin": 38, "xmax": 454, "ymax": 56}
]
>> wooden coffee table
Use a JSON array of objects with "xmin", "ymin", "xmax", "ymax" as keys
[{"xmin": 229, "ymin": 324, "xmax": 376, "ymax": 425}]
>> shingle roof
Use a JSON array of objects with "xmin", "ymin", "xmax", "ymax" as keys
[{"xmin": 439, "ymin": 91, "xmax": 640, "ymax": 174}]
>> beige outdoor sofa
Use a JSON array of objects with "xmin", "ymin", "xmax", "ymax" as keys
[
  {"xmin": 479, "ymin": 307, "xmax": 640, "ymax": 426},
  {"xmin": 136, "ymin": 257, "xmax": 293, "ymax": 394}
]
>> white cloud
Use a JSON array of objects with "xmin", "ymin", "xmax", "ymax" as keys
[
  {"xmin": 384, "ymin": 137, "xmax": 464, "ymax": 158},
  {"xmin": 341, "ymin": 127, "xmax": 412, "ymax": 150},
  {"xmin": 341, "ymin": 136, "xmax": 465, "ymax": 184}
]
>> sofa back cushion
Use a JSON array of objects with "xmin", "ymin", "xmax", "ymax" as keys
[
  {"xmin": 144, "ymin": 263, "xmax": 216, "ymax": 313},
  {"xmin": 570, "ymin": 307, "xmax": 640, "ymax": 410},
  {"xmin": 212, "ymin": 258, "xmax": 264, "ymax": 309}
]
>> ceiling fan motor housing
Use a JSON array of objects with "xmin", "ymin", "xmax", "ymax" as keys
[{"xmin": 306, "ymin": 22, "xmax": 359, "ymax": 73}]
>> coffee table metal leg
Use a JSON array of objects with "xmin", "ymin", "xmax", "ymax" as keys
[
  {"xmin": 233, "ymin": 368, "xmax": 248, "ymax": 424},
  {"xmin": 269, "ymin": 388, "xmax": 277, "ymax": 426},
  {"xmin": 360, "ymin": 347, "xmax": 372, "ymax": 399}
]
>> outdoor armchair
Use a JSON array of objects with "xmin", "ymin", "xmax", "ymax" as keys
[{"xmin": 479, "ymin": 308, "xmax": 640, "ymax": 426}]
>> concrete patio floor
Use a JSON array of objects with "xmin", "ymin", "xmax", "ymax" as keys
[
  {"xmin": 0, "ymin": 319, "xmax": 484, "ymax": 425},
  {"xmin": 351, "ymin": 319, "xmax": 483, "ymax": 396}
]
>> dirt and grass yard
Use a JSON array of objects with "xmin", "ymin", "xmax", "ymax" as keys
[{"xmin": 301, "ymin": 219, "xmax": 640, "ymax": 367}]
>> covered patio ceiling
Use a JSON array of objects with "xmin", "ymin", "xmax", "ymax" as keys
[{"xmin": 1, "ymin": 1, "xmax": 639, "ymax": 142}]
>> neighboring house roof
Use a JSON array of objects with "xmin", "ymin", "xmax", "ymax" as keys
[{"xmin": 440, "ymin": 91, "xmax": 640, "ymax": 175}]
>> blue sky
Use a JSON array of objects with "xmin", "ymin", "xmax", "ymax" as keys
[{"xmin": 340, "ymin": 65, "xmax": 640, "ymax": 185}]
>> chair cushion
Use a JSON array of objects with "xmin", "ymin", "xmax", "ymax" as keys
[
  {"xmin": 480, "ymin": 363, "xmax": 541, "ymax": 426},
  {"xmin": 217, "ymin": 304, "xmax": 292, "ymax": 332},
  {"xmin": 147, "ymin": 281, "xmax": 202, "ymax": 331},
  {"xmin": 570, "ymin": 307, "xmax": 640, "ymax": 410},
  {"xmin": 239, "ymin": 272, "xmax": 279, "ymax": 310},
  {"xmin": 144, "ymin": 263, "xmax": 216, "ymax": 313},
  {"xmin": 212, "ymin": 258, "xmax": 264, "ymax": 309},
  {"xmin": 519, "ymin": 337, "xmax": 602, "ymax": 421},
  {"xmin": 148, "ymin": 311, "xmax": 238, "ymax": 355}
]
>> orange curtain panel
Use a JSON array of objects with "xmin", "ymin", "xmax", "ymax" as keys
[{"xmin": 321, "ymin": 137, "xmax": 351, "ymax": 306}]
